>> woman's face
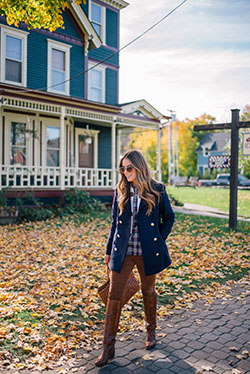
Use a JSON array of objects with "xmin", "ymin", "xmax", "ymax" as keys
[{"xmin": 122, "ymin": 158, "xmax": 137, "ymax": 184}]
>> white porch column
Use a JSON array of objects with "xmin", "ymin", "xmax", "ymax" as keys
[
  {"xmin": 157, "ymin": 125, "xmax": 162, "ymax": 182},
  {"xmin": 111, "ymin": 119, "xmax": 116, "ymax": 189},
  {"xmin": 60, "ymin": 107, "xmax": 65, "ymax": 190},
  {"xmin": 0, "ymin": 105, "xmax": 2, "ymax": 190},
  {"xmin": 117, "ymin": 128, "xmax": 121, "ymax": 165}
]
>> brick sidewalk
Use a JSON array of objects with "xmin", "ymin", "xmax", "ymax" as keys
[{"xmin": 72, "ymin": 280, "xmax": 250, "ymax": 374}]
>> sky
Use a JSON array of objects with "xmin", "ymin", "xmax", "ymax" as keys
[{"xmin": 119, "ymin": 0, "xmax": 250, "ymax": 122}]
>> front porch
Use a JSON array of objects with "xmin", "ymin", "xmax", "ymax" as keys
[{"xmin": 0, "ymin": 91, "xmax": 168, "ymax": 200}]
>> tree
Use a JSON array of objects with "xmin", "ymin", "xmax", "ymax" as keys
[
  {"xmin": 128, "ymin": 113, "xmax": 216, "ymax": 183},
  {"xmin": 0, "ymin": 0, "xmax": 85, "ymax": 32}
]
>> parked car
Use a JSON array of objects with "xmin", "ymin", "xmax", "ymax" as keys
[
  {"xmin": 198, "ymin": 174, "xmax": 250, "ymax": 187},
  {"xmin": 238, "ymin": 174, "xmax": 250, "ymax": 186}
]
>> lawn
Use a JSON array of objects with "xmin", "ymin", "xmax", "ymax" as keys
[
  {"xmin": 167, "ymin": 186, "xmax": 250, "ymax": 218},
  {"xmin": 0, "ymin": 212, "xmax": 249, "ymax": 370}
]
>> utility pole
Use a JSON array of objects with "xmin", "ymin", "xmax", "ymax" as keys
[
  {"xmin": 168, "ymin": 111, "xmax": 176, "ymax": 185},
  {"xmin": 176, "ymin": 125, "xmax": 179, "ymax": 178}
]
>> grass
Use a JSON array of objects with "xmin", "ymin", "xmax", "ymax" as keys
[{"xmin": 167, "ymin": 186, "xmax": 250, "ymax": 218}]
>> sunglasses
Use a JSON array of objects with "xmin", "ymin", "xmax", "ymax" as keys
[{"xmin": 119, "ymin": 165, "xmax": 134, "ymax": 174}]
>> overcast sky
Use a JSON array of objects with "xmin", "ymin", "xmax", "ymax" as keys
[{"xmin": 119, "ymin": 0, "xmax": 250, "ymax": 122}]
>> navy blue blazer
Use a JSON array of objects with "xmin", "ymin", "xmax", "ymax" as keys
[{"xmin": 106, "ymin": 182, "xmax": 175, "ymax": 276}]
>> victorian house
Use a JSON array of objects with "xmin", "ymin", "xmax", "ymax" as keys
[{"xmin": 0, "ymin": 0, "xmax": 169, "ymax": 204}]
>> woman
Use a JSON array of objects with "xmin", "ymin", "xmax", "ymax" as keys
[{"xmin": 95, "ymin": 150, "xmax": 175, "ymax": 367}]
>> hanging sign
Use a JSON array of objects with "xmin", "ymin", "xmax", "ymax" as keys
[
  {"xmin": 242, "ymin": 133, "xmax": 250, "ymax": 156},
  {"xmin": 209, "ymin": 155, "xmax": 231, "ymax": 169}
]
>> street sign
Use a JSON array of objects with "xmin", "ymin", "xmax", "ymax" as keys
[
  {"xmin": 242, "ymin": 132, "xmax": 250, "ymax": 156},
  {"xmin": 209, "ymin": 155, "xmax": 231, "ymax": 169}
]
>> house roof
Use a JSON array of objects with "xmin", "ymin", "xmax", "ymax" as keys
[
  {"xmin": 119, "ymin": 99, "xmax": 170, "ymax": 121},
  {"xmin": 196, "ymin": 132, "xmax": 230, "ymax": 152}
]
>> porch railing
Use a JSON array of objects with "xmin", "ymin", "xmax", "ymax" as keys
[{"xmin": 0, "ymin": 165, "xmax": 113, "ymax": 190}]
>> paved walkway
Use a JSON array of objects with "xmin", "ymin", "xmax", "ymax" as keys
[
  {"xmin": 69, "ymin": 280, "xmax": 250, "ymax": 374},
  {"xmin": 173, "ymin": 203, "xmax": 250, "ymax": 222}
]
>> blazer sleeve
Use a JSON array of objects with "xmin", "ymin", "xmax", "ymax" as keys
[
  {"xmin": 159, "ymin": 185, "xmax": 175, "ymax": 241},
  {"xmin": 106, "ymin": 189, "xmax": 118, "ymax": 255}
]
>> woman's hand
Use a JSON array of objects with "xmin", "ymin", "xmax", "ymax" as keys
[{"xmin": 104, "ymin": 255, "xmax": 111, "ymax": 265}]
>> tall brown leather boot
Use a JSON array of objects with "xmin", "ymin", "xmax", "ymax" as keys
[
  {"xmin": 143, "ymin": 292, "xmax": 157, "ymax": 350},
  {"xmin": 95, "ymin": 298, "xmax": 121, "ymax": 367}
]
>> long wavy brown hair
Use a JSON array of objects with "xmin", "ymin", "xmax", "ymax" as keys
[{"xmin": 117, "ymin": 150, "xmax": 161, "ymax": 215}]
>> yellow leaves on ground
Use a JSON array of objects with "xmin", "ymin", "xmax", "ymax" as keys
[{"xmin": 0, "ymin": 213, "xmax": 249, "ymax": 370}]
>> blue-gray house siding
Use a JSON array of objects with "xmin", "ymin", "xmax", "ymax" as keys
[
  {"xmin": 106, "ymin": 8, "xmax": 118, "ymax": 49},
  {"xmin": 106, "ymin": 68, "xmax": 118, "ymax": 105}
]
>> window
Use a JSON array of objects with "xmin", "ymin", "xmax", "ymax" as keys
[
  {"xmin": 88, "ymin": 63, "xmax": 105, "ymax": 103},
  {"xmin": 10, "ymin": 122, "xmax": 26, "ymax": 165},
  {"xmin": 47, "ymin": 39, "xmax": 71, "ymax": 95},
  {"xmin": 0, "ymin": 26, "xmax": 28, "ymax": 86},
  {"xmin": 203, "ymin": 147, "xmax": 210, "ymax": 157},
  {"xmin": 46, "ymin": 126, "xmax": 60, "ymax": 166},
  {"xmin": 89, "ymin": 1, "xmax": 106, "ymax": 43}
]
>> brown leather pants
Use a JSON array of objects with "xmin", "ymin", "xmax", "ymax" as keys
[{"xmin": 108, "ymin": 255, "xmax": 156, "ymax": 300}]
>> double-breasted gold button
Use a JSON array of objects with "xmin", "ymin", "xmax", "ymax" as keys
[
  {"xmin": 154, "ymin": 237, "xmax": 158, "ymax": 241},
  {"xmin": 119, "ymin": 220, "xmax": 122, "ymax": 224},
  {"xmin": 151, "ymin": 222, "xmax": 155, "ymax": 226},
  {"xmin": 117, "ymin": 234, "xmax": 120, "ymax": 238},
  {"xmin": 156, "ymin": 253, "xmax": 159, "ymax": 256},
  {"xmin": 114, "ymin": 247, "xmax": 118, "ymax": 251}
]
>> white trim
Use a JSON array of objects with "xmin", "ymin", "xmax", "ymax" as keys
[
  {"xmin": 88, "ymin": 62, "xmax": 106, "ymax": 103},
  {"xmin": 70, "ymin": 3, "xmax": 102, "ymax": 50},
  {"xmin": 120, "ymin": 99, "xmax": 165, "ymax": 120},
  {"xmin": 0, "ymin": 25, "xmax": 29, "ymax": 87},
  {"xmin": 60, "ymin": 107, "xmax": 65, "ymax": 189},
  {"xmin": 89, "ymin": 0, "xmax": 106, "ymax": 44},
  {"xmin": 47, "ymin": 39, "xmax": 71, "ymax": 96},
  {"xmin": 75, "ymin": 128, "xmax": 99, "ymax": 169}
]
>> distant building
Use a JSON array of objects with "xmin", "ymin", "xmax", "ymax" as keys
[{"xmin": 196, "ymin": 132, "xmax": 230, "ymax": 176}]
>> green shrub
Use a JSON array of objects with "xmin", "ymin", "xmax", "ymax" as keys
[
  {"xmin": 16, "ymin": 192, "xmax": 54, "ymax": 222},
  {"xmin": 64, "ymin": 188, "xmax": 106, "ymax": 215}
]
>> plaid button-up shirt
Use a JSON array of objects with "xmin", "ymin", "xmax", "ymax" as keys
[{"xmin": 127, "ymin": 186, "xmax": 142, "ymax": 256}]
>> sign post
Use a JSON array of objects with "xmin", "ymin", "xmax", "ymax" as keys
[
  {"xmin": 229, "ymin": 109, "xmax": 239, "ymax": 230},
  {"xmin": 194, "ymin": 109, "xmax": 250, "ymax": 231}
]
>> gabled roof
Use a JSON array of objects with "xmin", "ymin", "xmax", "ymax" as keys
[
  {"xmin": 196, "ymin": 132, "xmax": 230, "ymax": 152},
  {"xmin": 119, "ymin": 99, "xmax": 170, "ymax": 121},
  {"xmin": 70, "ymin": 3, "xmax": 101, "ymax": 51}
]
